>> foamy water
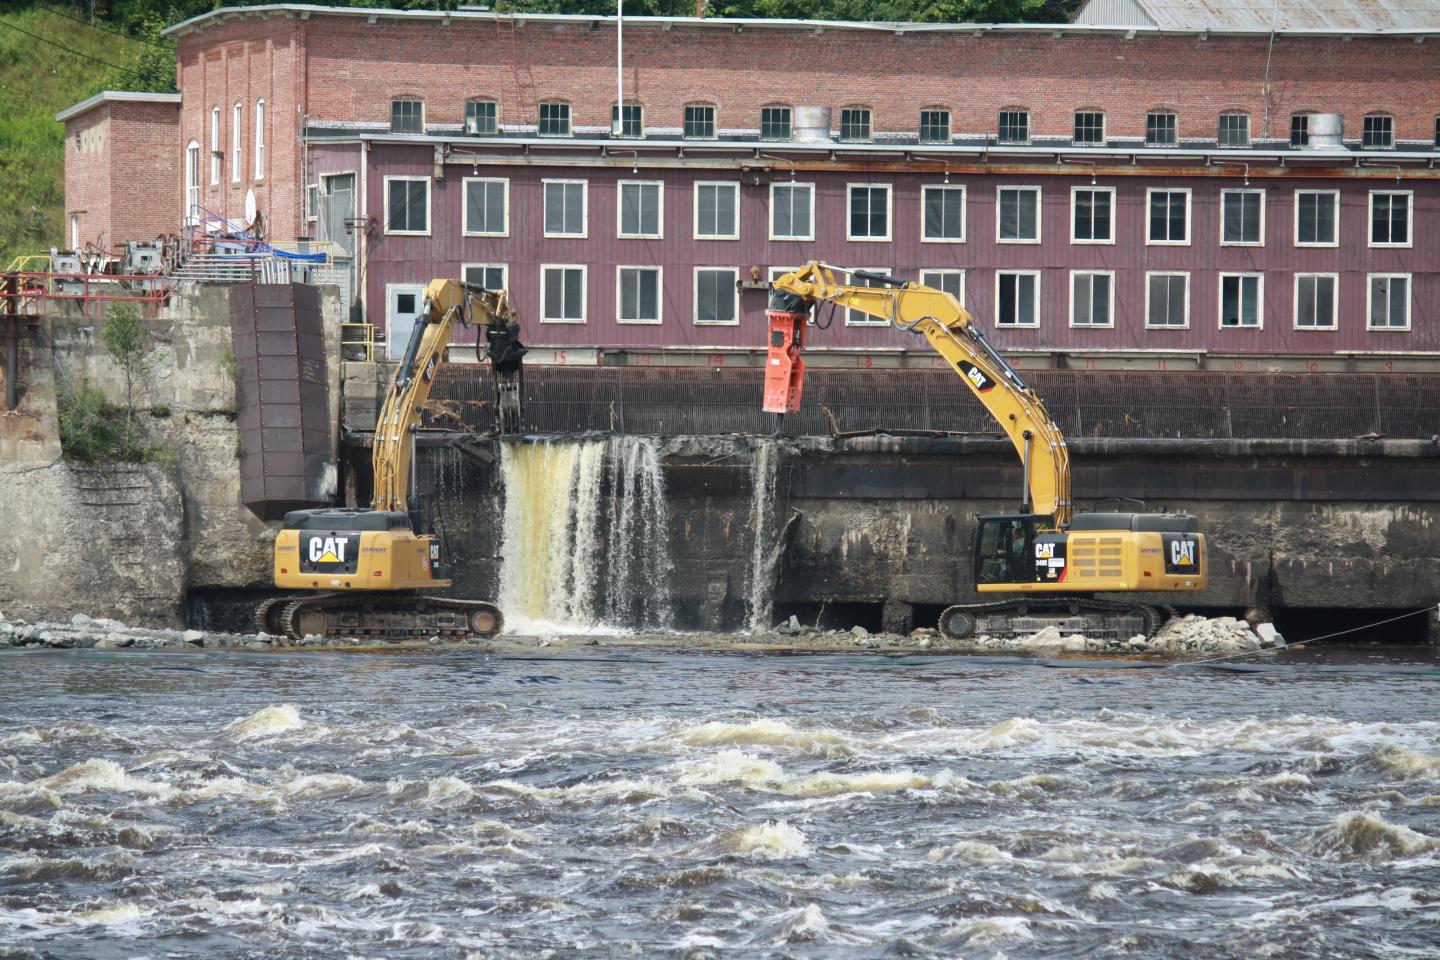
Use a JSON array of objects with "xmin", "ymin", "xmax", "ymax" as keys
[{"xmin": 0, "ymin": 647, "xmax": 1437, "ymax": 958}]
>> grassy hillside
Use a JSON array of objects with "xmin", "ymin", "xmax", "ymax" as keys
[{"xmin": 0, "ymin": 7, "xmax": 150, "ymax": 268}]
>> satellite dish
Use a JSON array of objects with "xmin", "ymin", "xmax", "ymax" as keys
[{"xmin": 244, "ymin": 188, "xmax": 258, "ymax": 224}]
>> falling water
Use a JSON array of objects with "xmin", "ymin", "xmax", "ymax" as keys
[
  {"xmin": 747, "ymin": 438, "xmax": 779, "ymax": 632},
  {"xmin": 498, "ymin": 436, "xmax": 672, "ymax": 632}
]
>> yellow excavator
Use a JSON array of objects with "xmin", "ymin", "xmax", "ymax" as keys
[
  {"xmin": 765, "ymin": 262, "xmax": 1206, "ymax": 641},
  {"xmin": 256, "ymin": 280, "xmax": 526, "ymax": 641}
]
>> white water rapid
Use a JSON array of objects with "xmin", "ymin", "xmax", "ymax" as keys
[{"xmin": 498, "ymin": 437, "xmax": 673, "ymax": 632}]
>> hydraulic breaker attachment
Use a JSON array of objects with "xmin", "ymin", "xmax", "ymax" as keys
[{"xmin": 763, "ymin": 308, "xmax": 807, "ymax": 415}]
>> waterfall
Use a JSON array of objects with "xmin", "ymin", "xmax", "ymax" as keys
[
  {"xmin": 747, "ymin": 438, "xmax": 779, "ymax": 632},
  {"xmin": 498, "ymin": 436, "xmax": 672, "ymax": 632}
]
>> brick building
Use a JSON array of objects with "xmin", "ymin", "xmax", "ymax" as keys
[
  {"xmin": 57, "ymin": 91, "xmax": 181, "ymax": 253},
  {"xmin": 66, "ymin": 3, "xmax": 1440, "ymax": 366}
]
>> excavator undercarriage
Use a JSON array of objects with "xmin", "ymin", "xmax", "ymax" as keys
[
  {"xmin": 256, "ymin": 593, "xmax": 503, "ymax": 642},
  {"xmin": 938, "ymin": 598, "xmax": 1176, "ymax": 643}
]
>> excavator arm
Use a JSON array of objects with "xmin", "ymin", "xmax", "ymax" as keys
[
  {"xmin": 767, "ymin": 261, "xmax": 1071, "ymax": 528},
  {"xmin": 372, "ymin": 279, "xmax": 524, "ymax": 514}
]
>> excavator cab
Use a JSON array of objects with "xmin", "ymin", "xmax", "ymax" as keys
[{"xmin": 975, "ymin": 515, "xmax": 1038, "ymax": 585}]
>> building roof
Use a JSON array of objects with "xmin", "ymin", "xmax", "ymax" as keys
[
  {"xmin": 163, "ymin": 2, "xmax": 1440, "ymax": 39},
  {"xmin": 55, "ymin": 90, "xmax": 181, "ymax": 124},
  {"xmin": 1072, "ymin": 0, "xmax": 1440, "ymax": 31}
]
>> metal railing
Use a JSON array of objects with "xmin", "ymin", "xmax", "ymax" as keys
[
  {"xmin": 341, "ymin": 321, "xmax": 377, "ymax": 361},
  {"xmin": 0, "ymin": 271, "xmax": 174, "ymax": 318}
]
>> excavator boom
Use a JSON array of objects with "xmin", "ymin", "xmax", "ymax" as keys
[
  {"xmin": 767, "ymin": 263, "xmax": 1070, "ymax": 526},
  {"xmin": 764, "ymin": 261, "xmax": 1204, "ymax": 642}
]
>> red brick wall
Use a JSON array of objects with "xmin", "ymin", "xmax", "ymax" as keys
[
  {"xmin": 63, "ymin": 101, "xmax": 179, "ymax": 253},
  {"xmin": 289, "ymin": 17, "xmax": 1437, "ymax": 141},
  {"xmin": 109, "ymin": 102, "xmax": 182, "ymax": 246},
  {"xmin": 166, "ymin": 11, "xmax": 1440, "ymax": 243},
  {"xmin": 176, "ymin": 16, "xmax": 303, "ymax": 239},
  {"xmin": 64, "ymin": 109, "xmax": 111, "ymax": 250}
]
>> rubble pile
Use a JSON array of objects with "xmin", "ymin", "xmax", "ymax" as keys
[{"xmin": 0, "ymin": 613, "xmax": 396, "ymax": 651}]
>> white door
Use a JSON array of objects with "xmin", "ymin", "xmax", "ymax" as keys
[{"xmin": 386, "ymin": 284, "xmax": 426, "ymax": 361}]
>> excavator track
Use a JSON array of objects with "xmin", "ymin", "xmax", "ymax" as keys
[
  {"xmin": 938, "ymin": 596, "xmax": 1162, "ymax": 643},
  {"xmin": 271, "ymin": 592, "xmax": 504, "ymax": 643},
  {"xmin": 255, "ymin": 596, "xmax": 291, "ymax": 636}
]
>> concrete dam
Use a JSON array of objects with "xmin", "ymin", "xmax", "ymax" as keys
[{"xmin": 321, "ymin": 364, "xmax": 1440, "ymax": 642}]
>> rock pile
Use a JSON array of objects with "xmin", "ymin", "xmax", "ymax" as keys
[{"xmin": 949, "ymin": 614, "xmax": 1284, "ymax": 655}]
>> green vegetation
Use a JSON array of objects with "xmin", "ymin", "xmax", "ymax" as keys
[
  {"xmin": 100, "ymin": 302, "xmax": 150, "ymax": 447},
  {"xmin": 56, "ymin": 301, "xmax": 171, "ymax": 461}
]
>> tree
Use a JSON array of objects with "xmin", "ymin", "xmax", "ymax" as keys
[{"xmin": 99, "ymin": 303, "xmax": 150, "ymax": 452}]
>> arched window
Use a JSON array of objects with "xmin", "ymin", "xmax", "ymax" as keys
[
  {"xmin": 231, "ymin": 102, "xmax": 242, "ymax": 182},
  {"xmin": 254, "ymin": 99, "xmax": 265, "ymax": 180},
  {"xmin": 185, "ymin": 140, "xmax": 201, "ymax": 223},
  {"xmin": 684, "ymin": 103, "xmax": 716, "ymax": 139},
  {"xmin": 465, "ymin": 98, "xmax": 498, "ymax": 135},
  {"xmin": 1363, "ymin": 113, "xmax": 1394, "ymax": 148},
  {"xmin": 209, "ymin": 106, "xmax": 220, "ymax": 184}
]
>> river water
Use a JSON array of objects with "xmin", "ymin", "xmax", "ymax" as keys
[{"xmin": 1, "ymin": 646, "xmax": 1437, "ymax": 959}]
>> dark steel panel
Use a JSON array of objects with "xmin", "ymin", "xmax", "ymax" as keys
[{"xmin": 229, "ymin": 282, "xmax": 333, "ymax": 520}]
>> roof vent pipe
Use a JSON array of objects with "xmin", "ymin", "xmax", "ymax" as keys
[
  {"xmin": 1307, "ymin": 113, "xmax": 1343, "ymax": 149},
  {"xmin": 794, "ymin": 106, "xmax": 833, "ymax": 143}
]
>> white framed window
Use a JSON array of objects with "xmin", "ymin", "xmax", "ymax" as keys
[
  {"xmin": 465, "ymin": 99, "xmax": 498, "ymax": 135},
  {"xmin": 684, "ymin": 104, "xmax": 716, "ymax": 140},
  {"xmin": 184, "ymin": 140, "xmax": 200, "ymax": 224},
  {"xmin": 1368, "ymin": 274, "xmax": 1411, "ymax": 330},
  {"xmin": 1071, "ymin": 186, "xmax": 1114, "ymax": 244},
  {"xmin": 231, "ymin": 102, "xmax": 242, "ymax": 183},
  {"xmin": 1294, "ymin": 274, "xmax": 1338, "ymax": 330},
  {"xmin": 922, "ymin": 185, "xmax": 966, "ymax": 243},
  {"xmin": 693, "ymin": 181, "xmax": 738, "ymax": 240},
  {"xmin": 70, "ymin": 214, "xmax": 79, "ymax": 249},
  {"xmin": 998, "ymin": 109, "xmax": 1029, "ymax": 144},
  {"xmin": 769, "ymin": 266, "xmax": 799, "ymax": 284},
  {"xmin": 383, "ymin": 176, "xmax": 430, "ymax": 235},
  {"xmin": 209, "ymin": 106, "xmax": 220, "ymax": 185},
  {"xmin": 1362, "ymin": 114, "xmax": 1394, "ymax": 149},
  {"xmin": 611, "ymin": 102, "xmax": 644, "ymax": 138},
  {"xmin": 839, "ymin": 107, "xmax": 872, "ymax": 142},
  {"xmin": 920, "ymin": 269, "xmax": 965, "ymax": 306},
  {"xmin": 390, "ymin": 98, "xmax": 424, "ymax": 134},
  {"xmin": 1145, "ymin": 272, "xmax": 1189, "ymax": 328},
  {"xmin": 997, "ymin": 186, "xmax": 1041, "ymax": 244},
  {"xmin": 847, "ymin": 184, "xmax": 891, "ymax": 241},
  {"xmin": 540, "ymin": 265, "xmax": 587, "ymax": 323},
  {"xmin": 543, "ymin": 179, "xmax": 587, "ymax": 238},
  {"xmin": 254, "ymin": 99, "xmax": 265, "ymax": 180},
  {"xmin": 1069, "ymin": 270, "xmax": 1114, "ymax": 327},
  {"xmin": 462, "ymin": 263, "xmax": 507, "ymax": 292},
  {"xmin": 1369, "ymin": 191, "xmax": 1412, "ymax": 248},
  {"xmin": 462, "ymin": 178, "xmax": 509, "ymax": 237},
  {"xmin": 617, "ymin": 266, "xmax": 662, "ymax": 324},
  {"xmin": 1219, "ymin": 273, "xmax": 1263, "ymax": 328},
  {"xmin": 760, "ymin": 105, "xmax": 792, "ymax": 140},
  {"xmin": 1074, "ymin": 110, "xmax": 1105, "ymax": 145},
  {"xmin": 845, "ymin": 268, "xmax": 890, "ymax": 326},
  {"xmin": 1146, "ymin": 111, "xmax": 1177, "ymax": 146},
  {"xmin": 618, "ymin": 180, "xmax": 663, "ymax": 239},
  {"xmin": 1218, "ymin": 112, "xmax": 1250, "ymax": 147},
  {"xmin": 695, "ymin": 267, "xmax": 739, "ymax": 325},
  {"xmin": 770, "ymin": 182, "xmax": 814, "ymax": 241},
  {"xmin": 1220, "ymin": 189, "xmax": 1264, "ymax": 246},
  {"xmin": 1147, "ymin": 188, "xmax": 1190, "ymax": 245},
  {"xmin": 1295, "ymin": 190, "xmax": 1339, "ymax": 247},
  {"xmin": 996, "ymin": 271, "xmax": 1040, "ymax": 327},
  {"xmin": 919, "ymin": 109, "xmax": 950, "ymax": 143},
  {"xmin": 538, "ymin": 101, "xmax": 570, "ymax": 136}
]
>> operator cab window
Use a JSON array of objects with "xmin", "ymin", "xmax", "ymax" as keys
[{"xmin": 976, "ymin": 517, "xmax": 1034, "ymax": 584}]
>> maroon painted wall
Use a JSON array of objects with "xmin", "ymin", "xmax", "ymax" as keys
[{"xmin": 311, "ymin": 143, "xmax": 1436, "ymax": 355}]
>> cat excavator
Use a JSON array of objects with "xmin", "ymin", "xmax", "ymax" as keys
[
  {"xmin": 764, "ymin": 261, "xmax": 1206, "ymax": 641},
  {"xmin": 256, "ymin": 279, "xmax": 526, "ymax": 641}
]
